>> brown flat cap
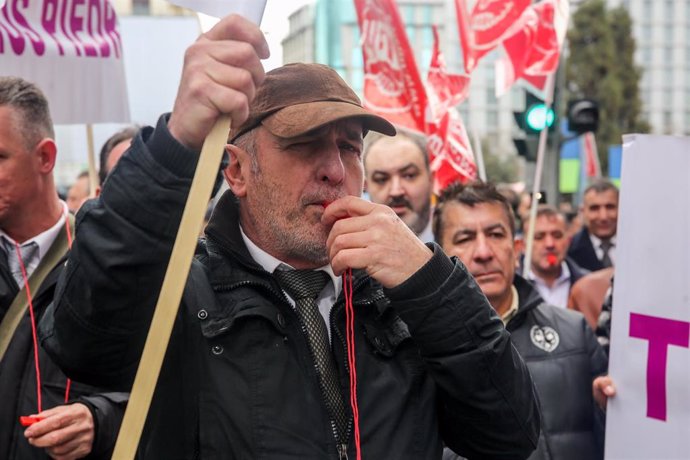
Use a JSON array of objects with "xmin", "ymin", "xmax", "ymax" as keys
[{"xmin": 229, "ymin": 63, "xmax": 396, "ymax": 143}]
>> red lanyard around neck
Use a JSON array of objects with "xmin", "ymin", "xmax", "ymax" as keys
[{"xmin": 14, "ymin": 213, "xmax": 73, "ymax": 415}]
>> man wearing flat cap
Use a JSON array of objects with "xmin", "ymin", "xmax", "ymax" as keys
[{"xmin": 41, "ymin": 14, "xmax": 539, "ymax": 459}]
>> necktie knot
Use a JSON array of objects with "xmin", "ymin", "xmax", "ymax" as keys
[
  {"xmin": 2, "ymin": 237, "xmax": 39, "ymax": 286},
  {"xmin": 274, "ymin": 269, "xmax": 330, "ymax": 301},
  {"xmin": 600, "ymin": 240, "xmax": 613, "ymax": 268}
]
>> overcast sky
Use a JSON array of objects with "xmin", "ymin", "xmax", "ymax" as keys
[{"xmin": 261, "ymin": 0, "xmax": 313, "ymax": 70}]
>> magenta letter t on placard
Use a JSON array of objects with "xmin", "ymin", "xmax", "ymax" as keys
[{"xmin": 629, "ymin": 313, "xmax": 690, "ymax": 421}]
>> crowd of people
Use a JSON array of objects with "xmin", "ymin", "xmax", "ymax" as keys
[{"xmin": 1, "ymin": 13, "xmax": 620, "ymax": 460}]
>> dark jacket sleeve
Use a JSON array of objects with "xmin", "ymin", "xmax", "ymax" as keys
[
  {"xmin": 385, "ymin": 246, "xmax": 540, "ymax": 459},
  {"xmin": 40, "ymin": 114, "xmax": 203, "ymax": 390},
  {"xmin": 77, "ymin": 392, "xmax": 129, "ymax": 458}
]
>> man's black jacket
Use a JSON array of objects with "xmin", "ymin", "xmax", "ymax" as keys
[
  {"xmin": 0, "ymin": 225, "xmax": 127, "ymax": 459},
  {"xmin": 41, "ymin": 116, "xmax": 540, "ymax": 459}
]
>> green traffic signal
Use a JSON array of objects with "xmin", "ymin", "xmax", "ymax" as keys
[{"xmin": 525, "ymin": 103, "xmax": 555, "ymax": 131}]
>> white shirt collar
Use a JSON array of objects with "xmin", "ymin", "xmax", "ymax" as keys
[
  {"xmin": 417, "ymin": 219, "xmax": 435, "ymax": 243},
  {"xmin": 239, "ymin": 225, "xmax": 341, "ymax": 297},
  {"xmin": 588, "ymin": 232, "xmax": 616, "ymax": 260},
  {"xmin": 0, "ymin": 201, "xmax": 68, "ymax": 261}
]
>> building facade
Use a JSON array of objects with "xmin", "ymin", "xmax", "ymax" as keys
[{"xmin": 611, "ymin": 0, "xmax": 690, "ymax": 135}]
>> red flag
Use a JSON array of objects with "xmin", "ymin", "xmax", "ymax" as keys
[
  {"xmin": 426, "ymin": 26, "xmax": 470, "ymax": 124},
  {"xmin": 495, "ymin": 0, "xmax": 569, "ymax": 96},
  {"xmin": 427, "ymin": 109, "xmax": 477, "ymax": 193},
  {"xmin": 425, "ymin": 25, "xmax": 476, "ymax": 192},
  {"xmin": 582, "ymin": 132, "xmax": 601, "ymax": 178},
  {"xmin": 355, "ymin": 0, "xmax": 427, "ymax": 133},
  {"xmin": 455, "ymin": 0, "xmax": 531, "ymax": 74}
]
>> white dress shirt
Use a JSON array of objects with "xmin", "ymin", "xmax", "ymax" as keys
[
  {"xmin": 589, "ymin": 233, "xmax": 616, "ymax": 266},
  {"xmin": 240, "ymin": 226, "xmax": 342, "ymax": 341},
  {"xmin": 0, "ymin": 201, "xmax": 68, "ymax": 281},
  {"xmin": 526, "ymin": 261, "xmax": 571, "ymax": 309}
]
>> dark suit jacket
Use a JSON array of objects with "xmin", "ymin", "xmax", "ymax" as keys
[{"xmin": 568, "ymin": 228, "xmax": 605, "ymax": 272}]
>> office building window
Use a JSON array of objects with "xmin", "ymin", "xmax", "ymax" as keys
[
  {"xmin": 133, "ymin": 0, "xmax": 149, "ymax": 15},
  {"xmin": 665, "ymin": 0, "xmax": 674, "ymax": 23},
  {"xmin": 487, "ymin": 110, "xmax": 498, "ymax": 127},
  {"xmin": 664, "ymin": 46, "xmax": 674, "ymax": 65},
  {"xmin": 665, "ymin": 25, "xmax": 674, "ymax": 44},
  {"xmin": 643, "ymin": 0, "xmax": 652, "ymax": 18}
]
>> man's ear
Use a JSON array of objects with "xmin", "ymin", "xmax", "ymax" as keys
[
  {"xmin": 34, "ymin": 138, "xmax": 57, "ymax": 174},
  {"xmin": 223, "ymin": 144, "xmax": 248, "ymax": 198}
]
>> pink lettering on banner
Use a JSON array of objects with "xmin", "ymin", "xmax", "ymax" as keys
[
  {"xmin": 86, "ymin": 0, "xmax": 108, "ymax": 57},
  {"xmin": 0, "ymin": 5, "xmax": 25, "ymax": 55},
  {"xmin": 41, "ymin": 0, "xmax": 65, "ymax": 55},
  {"xmin": 629, "ymin": 313, "xmax": 690, "ymax": 421},
  {"xmin": 0, "ymin": 0, "xmax": 121, "ymax": 58},
  {"xmin": 11, "ymin": 0, "xmax": 45, "ymax": 56},
  {"xmin": 103, "ymin": 0, "xmax": 120, "ymax": 58},
  {"xmin": 60, "ymin": 0, "xmax": 81, "ymax": 56}
]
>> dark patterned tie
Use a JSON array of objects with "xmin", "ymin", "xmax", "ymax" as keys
[
  {"xmin": 600, "ymin": 240, "xmax": 613, "ymax": 268},
  {"xmin": 2, "ymin": 237, "xmax": 39, "ymax": 287},
  {"xmin": 274, "ymin": 269, "xmax": 348, "ymax": 444}
]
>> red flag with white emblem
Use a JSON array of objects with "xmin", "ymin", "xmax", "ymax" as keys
[
  {"xmin": 427, "ymin": 110, "xmax": 477, "ymax": 193},
  {"xmin": 455, "ymin": 0, "xmax": 531, "ymax": 74},
  {"xmin": 426, "ymin": 26, "xmax": 471, "ymax": 124},
  {"xmin": 425, "ymin": 25, "xmax": 476, "ymax": 192},
  {"xmin": 495, "ymin": 0, "xmax": 569, "ymax": 97},
  {"xmin": 355, "ymin": 0, "xmax": 427, "ymax": 133}
]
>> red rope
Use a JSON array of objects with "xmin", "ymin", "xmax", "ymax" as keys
[
  {"xmin": 14, "ymin": 242, "xmax": 42, "ymax": 413},
  {"xmin": 63, "ymin": 215, "xmax": 73, "ymax": 403},
  {"xmin": 15, "ymin": 213, "xmax": 74, "ymax": 415},
  {"xmin": 343, "ymin": 267, "xmax": 361, "ymax": 460}
]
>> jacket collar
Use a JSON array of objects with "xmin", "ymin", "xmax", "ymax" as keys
[{"xmin": 202, "ymin": 191, "xmax": 379, "ymax": 304}]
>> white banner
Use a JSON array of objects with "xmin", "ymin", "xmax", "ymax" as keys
[
  {"xmin": 0, "ymin": 0, "xmax": 129, "ymax": 124},
  {"xmin": 168, "ymin": 0, "xmax": 266, "ymax": 23},
  {"xmin": 606, "ymin": 134, "xmax": 690, "ymax": 459}
]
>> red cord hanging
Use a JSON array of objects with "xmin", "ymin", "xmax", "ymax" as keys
[
  {"xmin": 343, "ymin": 267, "xmax": 361, "ymax": 460},
  {"xmin": 14, "ymin": 242, "xmax": 43, "ymax": 414},
  {"xmin": 63, "ymin": 216, "xmax": 73, "ymax": 402},
  {"xmin": 15, "ymin": 212, "xmax": 74, "ymax": 424}
]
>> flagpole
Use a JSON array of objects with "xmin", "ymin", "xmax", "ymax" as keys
[
  {"xmin": 85, "ymin": 124, "xmax": 98, "ymax": 198},
  {"xmin": 472, "ymin": 129, "xmax": 487, "ymax": 181},
  {"xmin": 522, "ymin": 72, "xmax": 555, "ymax": 278}
]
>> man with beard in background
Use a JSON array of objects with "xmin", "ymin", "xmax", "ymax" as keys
[{"xmin": 364, "ymin": 132, "xmax": 434, "ymax": 242}]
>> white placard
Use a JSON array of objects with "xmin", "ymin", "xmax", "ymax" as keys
[
  {"xmin": 606, "ymin": 134, "xmax": 690, "ymax": 459},
  {"xmin": 0, "ymin": 0, "xmax": 129, "ymax": 124},
  {"xmin": 168, "ymin": 0, "xmax": 266, "ymax": 23}
]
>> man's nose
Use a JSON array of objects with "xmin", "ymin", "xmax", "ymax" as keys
[
  {"xmin": 318, "ymin": 144, "xmax": 345, "ymax": 185},
  {"xmin": 389, "ymin": 176, "xmax": 404, "ymax": 197},
  {"xmin": 473, "ymin": 234, "xmax": 493, "ymax": 262}
]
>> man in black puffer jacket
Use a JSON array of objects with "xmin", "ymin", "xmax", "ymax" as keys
[
  {"xmin": 39, "ymin": 15, "xmax": 540, "ymax": 460},
  {"xmin": 435, "ymin": 182, "xmax": 615, "ymax": 460}
]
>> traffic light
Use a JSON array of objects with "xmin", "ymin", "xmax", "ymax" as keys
[
  {"xmin": 567, "ymin": 99, "xmax": 599, "ymax": 134},
  {"xmin": 513, "ymin": 91, "xmax": 555, "ymax": 161},
  {"xmin": 513, "ymin": 137, "xmax": 539, "ymax": 161},
  {"xmin": 513, "ymin": 92, "xmax": 556, "ymax": 135}
]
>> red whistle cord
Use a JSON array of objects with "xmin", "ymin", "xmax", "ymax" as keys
[
  {"xmin": 343, "ymin": 267, "xmax": 361, "ymax": 460},
  {"xmin": 16, "ymin": 213, "xmax": 74, "ymax": 421},
  {"xmin": 323, "ymin": 201, "xmax": 361, "ymax": 457}
]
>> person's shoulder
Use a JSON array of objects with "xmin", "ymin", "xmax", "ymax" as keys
[{"xmin": 571, "ymin": 267, "xmax": 614, "ymax": 294}]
